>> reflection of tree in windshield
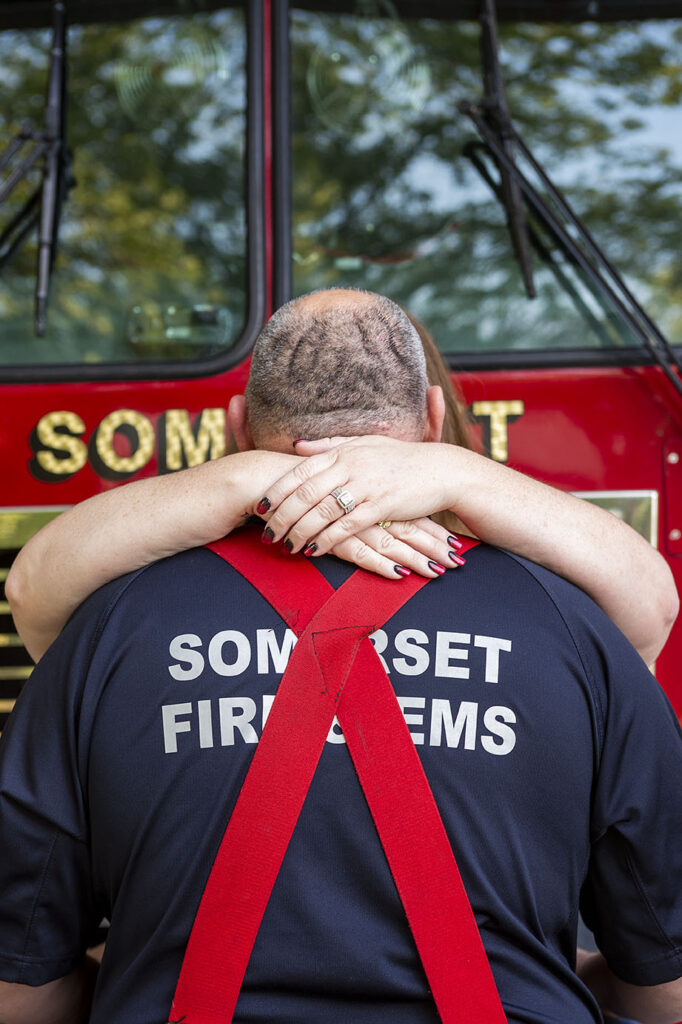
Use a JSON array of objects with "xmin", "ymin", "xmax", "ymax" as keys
[
  {"xmin": 0, "ymin": 8, "xmax": 247, "ymax": 365},
  {"xmin": 292, "ymin": 10, "xmax": 682, "ymax": 354},
  {"xmin": 306, "ymin": 24, "xmax": 431, "ymax": 134}
]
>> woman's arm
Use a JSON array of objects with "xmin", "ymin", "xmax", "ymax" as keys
[
  {"xmin": 7, "ymin": 451, "xmax": 269, "ymax": 662},
  {"xmin": 7, "ymin": 449, "xmax": 456, "ymax": 662},
  {"xmin": 577, "ymin": 950, "xmax": 682, "ymax": 1024},
  {"xmin": 257, "ymin": 437, "xmax": 679, "ymax": 665}
]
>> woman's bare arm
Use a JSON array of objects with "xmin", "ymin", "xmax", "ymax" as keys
[
  {"xmin": 9, "ymin": 438, "xmax": 678, "ymax": 667},
  {"xmin": 7, "ymin": 451, "xmax": 271, "ymax": 662},
  {"xmin": 258, "ymin": 437, "xmax": 679, "ymax": 665},
  {"xmin": 6, "ymin": 449, "xmax": 456, "ymax": 662},
  {"xmin": 577, "ymin": 949, "xmax": 682, "ymax": 1024}
]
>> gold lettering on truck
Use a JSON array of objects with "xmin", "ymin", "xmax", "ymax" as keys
[
  {"xmin": 471, "ymin": 401, "xmax": 525, "ymax": 463},
  {"xmin": 163, "ymin": 409, "xmax": 226, "ymax": 470},
  {"xmin": 94, "ymin": 410, "xmax": 155, "ymax": 476},
  {"xmin": 32, "ymin": 411, "xmax": 88, "ymax": 476}
]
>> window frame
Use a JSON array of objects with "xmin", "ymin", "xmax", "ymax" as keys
[
  {"xmin": 0, "ymin": 0, "xmax": 266, "ymax": 384},
  {"xmin": 280, "ymin": 0, "xmax": 682, "ymax": 374}
]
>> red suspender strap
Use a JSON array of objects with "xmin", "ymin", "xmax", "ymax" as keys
[{"xmin": 169, "ymin": 530, "xmax": 506, "ymax": 1024}]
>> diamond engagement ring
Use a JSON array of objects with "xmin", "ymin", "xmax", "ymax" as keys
[{"xmin": 331, "ymin": 487, "xmax": 355, "ymax": 514}]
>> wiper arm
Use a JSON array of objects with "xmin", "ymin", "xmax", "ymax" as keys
[
  {"xmin": 463, "ymin": 140, "xmax": 616, "ymax": 350},
  {"xmin": 36, "ymin": 0, "xmax": 70, "ymax": 337},
  {"xmin": 0, "ymin": 127, "xmax": 47, "ymax": 267},
  {"xmin": 460, "ymin": 0, "xmax": 682, "ymax": 396},
  {"xmin": 0, "ymin": 0, "xmax": 72, "ymax": 337},
  {"xmin": 476, "ymin": 0, "xmax": 536, "ymax": 299}
]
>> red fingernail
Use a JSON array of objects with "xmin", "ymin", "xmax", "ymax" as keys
[
  {"xmin": 394, "ymin": 565, "xmax": 411, "ymax": 577},
  {"xmin": 256, "ymin": 498, "xmax": 271, "ymax": 516},
  {"xmin": 261, "ymin": 527, "xmax": 274, "ymax": 544},
  {"xmin": 447, "ymin": 535, "xmax": 463, "ymax": 550},
  {"xmin": 282, "ymin": 539, "xmax": 293, "ymax": 555},
  {"xmin": 428, "ymin": 561, "xmax": 446, "ymax": 575},
  {"xmin": 303, "ymin": 542, "xmax": 317, "ymax": 557},
  {"xmin": 449, "ymin": 552, "xmax": 466, "ymax": 566}
]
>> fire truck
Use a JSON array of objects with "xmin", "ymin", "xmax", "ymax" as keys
[{"xmin": 1, "ymin": 0, "xmax": 681, "ymax": 731}]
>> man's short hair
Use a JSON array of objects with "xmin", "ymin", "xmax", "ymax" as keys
[{"xmin": 245, "ymin": 289, "xmax": 428, "ymax": 443}]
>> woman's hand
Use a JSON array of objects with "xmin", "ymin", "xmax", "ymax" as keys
[
  {"xmin": 256, "ymin": 436, "xmax": 456, "ymax": 556},
  {"xmin": 323, "ymin": 517, "xmax": 463, "ymax": 580}
]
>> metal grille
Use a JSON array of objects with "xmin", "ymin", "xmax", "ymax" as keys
[{"xmin": 0, "ymin": 550, "xmax": 33, "ymax": 733}]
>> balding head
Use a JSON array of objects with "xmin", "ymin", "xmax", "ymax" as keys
[{"xmin": 245, "ymin": 289, "xmax": 428, "ymax": 447}]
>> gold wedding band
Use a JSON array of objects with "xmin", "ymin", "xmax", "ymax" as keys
[{"xmin": 378, "ymin": 520, "xmax": 392, "ymax": 529}]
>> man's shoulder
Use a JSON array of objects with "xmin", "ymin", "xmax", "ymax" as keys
[
  {"xmin": 469, "ymin": 543, "xmax": 625, "ymax": 633},
  {"xmin": 442, "ymin": 543, "xmax": 651, "ymax": 692},
  {"xmin": 80, "ymin": 546, "xmax": 235, "ymax": 612}
]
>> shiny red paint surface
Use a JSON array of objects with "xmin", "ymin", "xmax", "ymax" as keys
[{"xmin": 2, "ymin": 359, "xmax": 681, "ymax": 712}]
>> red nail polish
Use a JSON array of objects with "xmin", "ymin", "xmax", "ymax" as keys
[
  {"xmin": 449, "ymin": 552, "xmax": 466, "ymax": 566},
  {"xmin": 428, "ymin": 561, "xmax": 446, "ymax": 575},
  {"xmin": 283, "ymin": 539, "xmax": 293, "ymax": 555},
  {"xmin": 261, "ymin": 527, "xmax": 274, "ymax": 544},
  {"xmin": 394, "ymin": 565, "xmax": 411, "ymax": 577},
  {"xmin": 447, "ymin": 535, "xmax": 463, "ymax": 550},
  {"xmin": 303, "ymin": 542, "xmax": 317, "ymax": 557},
  {"xmin": 256, "ymin": 498, "xmax": 271, "ymax": 516}
]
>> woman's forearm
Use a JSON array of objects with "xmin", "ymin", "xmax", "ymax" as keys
[
  {"xmin": 262, "ymin": 437, "xmax": 678, "ymax": 665},
  {"xmin": 9, "ymin": 438, "xmax": 678, "ymax": 668},
  {"xmin": 7, "ymin": 451, "xmax": 298, "ymax": 662},
  {"xmin": 577, "ymin": 950, "xmax": 682, "ymax": 1024},
  {"xmin": 439, "ymin": 446, "xmax": 678, "ymax": 665}
]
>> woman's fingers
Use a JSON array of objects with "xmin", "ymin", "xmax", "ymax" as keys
[
  {"xmin": 330, "ymin": 534, "xmax": 412, "ymax": 579},
  {"xmin": 251, "ymin": 450, "xmax": 348, "ymax": 524},
  {"xmin": 263, "ymin": 464, "xmax": 362, "ymax": 547},
  {"xmin": 257, "ymin": 436, "xmax": 454, "ymax": 550},
  {"xmin": 330, "ymin": 523, "xmax": 466, "ymax": 579},
  {"xmin": 293, "ymin": 436, "xmax": 358, "ymax": 455},
  {"xmin": 287, "ymin": 499, "xmax": 383, "ymax": 554},
  {"xmin": 255, "ymin": 449, "xmax": 344, "ymax": 525},
  {"xmin": 386, "ymin": 518, "xmax": 465, "ymax": 569},
  {"xmin": 356, "ymin": 525, "xmax": 448, "ymax": 577}
]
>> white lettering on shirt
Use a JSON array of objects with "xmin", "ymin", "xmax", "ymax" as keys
[
  {"xmin": 398, "ymin": 695, "xmax": 426, "ymax": 744},
  {"xmin": 162, "ymin": 702, "xmax": 193, "ymax": 753},
  {"xmin": 168, "ymin": 634, "xmax": 204, "ymax": 680},
  {"xmin": 474, "ymin": 635, "xmax": 512, "ymax": 683},
  {"xmin": 167, "ymin": 627, "xmax": 513, "ymax": 684},
  {"xmin": 161, "ymin": 697, "xmax": 516, "ymax": 755},
  {"xmin": 257, "ymin": 628, "xmax": 297, "ymax": 674},
  {"xmin": 209, "ymin": 631, "xmax": 251, "ymax": 676},
  {"xmin": 219, "ymin": 697, "xmax": 258, "ymax": 745},
  {"xmin": 197, "ymin": 698, "xmax": 214, "ymax": 748},
  {"xmin": 393, "ymin": 630, "xmax": 429, "ymax": 676},
  {"xmin": 430, "ymin": 699, "xmax": 478, "ymax": 749},
  {"xmin": 481, "ymin": 706, "xmax": 517, "ymax": 755},
  {"xmin": 435, "ymin": 632, "xmax": 471, "ymax": 679},
  {"xmin": 369, "ymin": 629, "xmax": 390, "ymax": 672}
]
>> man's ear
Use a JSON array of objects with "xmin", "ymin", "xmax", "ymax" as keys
[
  {"xmin": 228, "ymin": 394, "xmax": 255, "ymax": 451},
  {"xmin": 423, "ymin": 385, "xmax": 445, "ymax": 443}
]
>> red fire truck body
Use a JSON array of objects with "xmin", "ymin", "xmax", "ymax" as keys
[{"xmin": 1, "ymin": 0, "xmax": 681, "ymax": 723}]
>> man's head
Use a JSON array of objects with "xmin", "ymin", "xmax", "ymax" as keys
[{"xmin": 229, "ymin": 289, "xmax": 444, "ymax": 452}]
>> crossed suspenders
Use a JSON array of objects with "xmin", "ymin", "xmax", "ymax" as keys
[{"xmin": 168, "ymin": 527, "xmax": 506, "ymax": 1024}]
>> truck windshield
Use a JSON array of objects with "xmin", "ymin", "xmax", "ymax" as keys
[
  {"xmin": 0, "ymin": 1, "xmax": 248, "ymax": 367},
  {"xmin": 291, "ymin": 4, "xmax": 682, "ymax": 358}
]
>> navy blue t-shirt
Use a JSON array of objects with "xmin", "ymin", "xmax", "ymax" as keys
[{"xmin": 1, "ymin": 543, "xmax": 682, "ymax": 1024}]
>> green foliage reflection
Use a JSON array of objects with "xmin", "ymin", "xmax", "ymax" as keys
[
  {"xmin": 0, "ymin": 6, "xmax": 247, "ymax": 365},
  {"xmin": 291, "ymin": 10, "xmax": 682, "ymax": 355}
]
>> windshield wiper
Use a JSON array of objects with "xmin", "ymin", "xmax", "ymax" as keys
[
  {"xmin": 463, "ymin": 139, "xmax": 616, "ymax": 350},
  {"xmin": 474, "ymin": 0, "xmax": 536, "ymax": 300},
  {"xmin": 0, "ymin": 0, "xmax": 72, "ymax": 337},
  {"xmin": 460, "ymin": 0, "xmax": 682, "ymax": 396}
]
